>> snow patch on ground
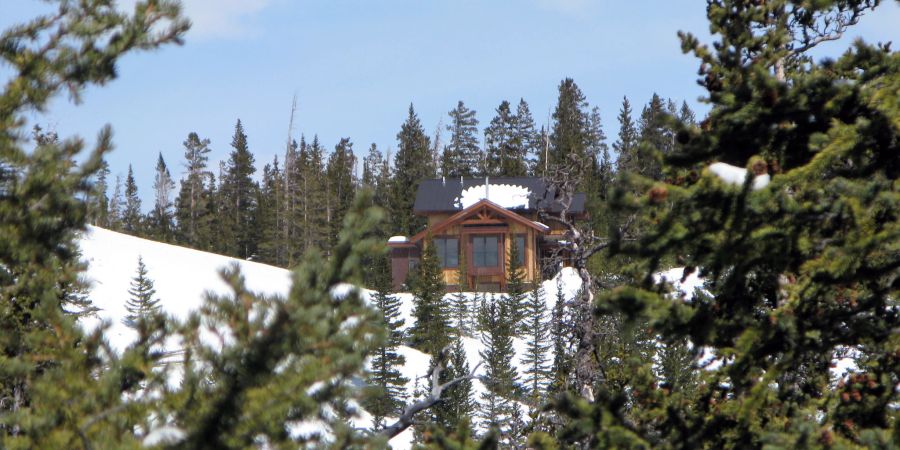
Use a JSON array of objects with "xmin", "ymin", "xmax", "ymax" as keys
[{"xmin": 454, "ymin": 183, "xmax": 531, "ymax": 209}]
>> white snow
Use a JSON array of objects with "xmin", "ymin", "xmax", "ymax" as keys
[
  {"xmin": 708, "ymin": 162, "xmax": 770, "ymax": 190},
  {"xmin": 142, "ymin": 426, "xmax": 186, "ymax": 447},
  {"xmin": 388, "ymin": 236, "xmax": 409, "ymax": 243},
  {"xmin": 654, "ymin": 267, "xmax": 708, "ymax": 299},
  {"xmin": 76, "ymin": 226, "xmax": 585, "ymax": 448},
  {"xmin": 454, "ymin": 183, "xmax": 531, "ymax": 209}
]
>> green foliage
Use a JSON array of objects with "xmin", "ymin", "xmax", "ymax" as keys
[
  {"xmin": 365, "ymin": 252, "xmax": 408, "ymax": 429},
  {"xmin": 477, "ymin": 296, "xmax": 518, "ymax": 442},
  {"xmin": 442, "ymin": 101, "xmax": 482, "ymax": 177},
  {"xmin": 391, "ymin": 104, "xmax": 434, "ymax": 236},
  {"xmin": 326, "ymin": 137, "xmax": 357, "ymax": 251},
  {"xmin": 123, "ymin": 165, "xmax": 142, "ymax": 234},
  {"xmin": 123, "ymin": 256, "xmax": 161, "ymax": 329},
  {"xmin": 219, "ymin": 119, "xmax": 259, "ymax": 259},
  {"xmin": 503, "ymin": 238, "xmax": 527, "ymax": 332},
  {"xmin": 521, "ymin": 283, "xmax": 551, "ymax": 408},
  {"xmin": 548, "ymin": 78, "xmax": 591, "ymax": 182},
  {"xmin": 175, "ymin": 132, "xmax": 213, "ymax": 249},
  {"xmin": 562, "ymin": 0, "xmax": 899, "ymax": 448},
  {"xmin": 0, "ymin": 1, "xmax": 187, "ymax": 447},
  {"xmin": 410, "ymin": 238, "xmax": 451, "ymax": 355},
  {"xmin": 147, "ymin": 153, "xmax": 176, "ymax": 242}
]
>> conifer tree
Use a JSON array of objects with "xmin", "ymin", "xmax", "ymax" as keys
[
  {"xmin": 0, "ymin": 2, "xmax": 188, "ymax": 447},
  {"xmin": 326, "ymin": 137, "xmax": 357, "ymax": 251},
  {"xmin": 409, "ymin": 238, "xmax": 451, "ymax": 356},
  {"xmin": 123, "ymin": 164, "xmax": 142, "ymax": 234},
  {"xmin": 301, "ymin": 135, "xmax": 330, "ymax": 254},
  {"xmin": 108, "ymin": 174, "xmax": 124, "ymax": 231},
  {"xmin": 434, "ymin": 335, "xmax": 475, "ymax": 432},
  {"xmin": 549, "ymin": 78, "xmax": 590, "ymax": 181},
  {"xmin": 549, "ymin": 279, "xmax": 571, "ymax": 393},
  {"xmin": 504, "ymin": 237, "xmax": 527, "ymax": 333},
  {"xmin": 256, "ymin": 157, "xmax": 284, "ymax": 265},
  {"xmin": 391, "ymin": 104, "xmax": 433, "ymax": 236},
  {"xmin": 554, "ymin": 1, "xmax": 898, "ymax": 447},
  {"xmin": 175, "ymin": 132, "xmax": 212, "ymax": 247},
  {"xmin": 450, "ymin": 250, "xmax": 472, "ymax": 337},
  {"xmin": 365, "ymin": 253, "xmax": 407, "ymax": 429},
  {"xmin": 88, "ymin": 159, "xmax": 111, "ymax": 227},
  {"xmin": 484, "ymin": 100, "xmax": 527, "ymax": 176},
  {"xmin": 477, "ymin": 296, "xmax": 518, "ymax": 441},
  {"xmin": 442, "ymin": 101, "xmax": 481, "ymax": 177},
  {"xmin": 148, "ymin": 152, "xmax": 176, "ymax": 241},
  {"xmin": 612, "ymin": 96, "xmax": 638, "ymax": 174},
  {"xmin": 219, "ymin": 119, "xmax": 259, "ymax": 259},
  {"xmin": 521, "ymin": 283, "xmax": 550, "ymax": 407},
  {"xmin": 514, "ymin": 98, "xmax": 539, "ymax": 175},
  {"xmin": 123, "ymin": 256, "xmax": 161, "ymax": 328}
]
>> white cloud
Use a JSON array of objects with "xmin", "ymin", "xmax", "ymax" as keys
[
  {"xmin": 119, "ymin": 0, "xmax": 273, "ymax": 40},
  {"xmin": 182, "ymin": 0, "xmax": 273, "ymax": 39}
]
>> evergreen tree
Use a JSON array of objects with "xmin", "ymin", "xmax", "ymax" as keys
[
  {"xmin": 122, "ymin": 164, "xmax": 142, "ymax": 234},
  {"xmin": 256, "ymin": 157, "xmax": 284, "ymax": 265},
  {"xmin": 612, "ymin": 96, "xmax": 638, "ymax": 175},
  {"xmin": 484, "ymin": 100, "xmax": 527, "ymax": 176},
  {"xmin": 434, "ymin": 336, "xmax": 475, "ymax": 432},
  {"xmin": 88, "ymin": 159, "xmax": 110, "ymax": 227},
  {"xmin": 0, "ymin": 2, "xmax": 188, "ymax": 447},
  {"xmin": 326, "ymin": 137, "xmax": 357, "ymax": 251},
  {"xmin": 549, "ymin": 279, "xmax": 571, "ymax": 392},
  {"xmin": 219, "ymin": 119, "xmax": 259, "ymax": 259},
  {"xmin": 549, "ymin": 78, "xmax": 591, "ymax": 182},
  {"xmin": 108, "ymin": 174, "xmax": 124, "ymax": 231},
  {"xmin": 521, "ymin": 283, "xmax": 550, "ymax": 407},
  {"xmin": 300, "ymin": 135, "xmax": 329, "ymax": 254},
  {"xmin": 477, "ymin": 296, "xmax": 518, "ymax": 441},
  {"xmin": 175, "ymin": 132, "xmax": 212, "ymax": 247},
  {"xmin": 504, "ymin": 237, "xmax": 527, "ymax": 333},
  {"xmin": 409, "ymin": 238, "xmax": 451, "ymax": 356},
  {"xmin": 365, "ymin": 253, "xmax": 407, "ymax": 429},
  {"xmin": 390, "ymin": 104, "xmax": 433, "ymax": 236},
  {"xmin": 442, "ymin": 101, "xmax": 481, "ymax": 177},
  {"xmin": 123, "ymin": 256, "xmax": 161, "ymax": 328},
  {"xmin": 634, "ymin": 92, "xmax": 669, "ymax": 180},
  {"xmin": 450, "ymin": 250, "xmax": 472, "ymax": 337},
  {"xmin": 514, "ymin": 98, "xmax": 539, "ymax": 176},
  {"xmin": 148, "ymin": 153, "xmax": 176, "ymax": 241}
]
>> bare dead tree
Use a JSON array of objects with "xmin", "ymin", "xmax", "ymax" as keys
[
  {"xmin": 538, "ymin": 153, "xmax": 636, "ymax": 402},
  {"xmin": 378, "ymin": 345, "xmax": 482, "ymax": 440}
]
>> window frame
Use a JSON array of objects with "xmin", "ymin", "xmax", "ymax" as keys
[
  {"xmin": 513, "ymin": 233, "xmax": 527, "ymax": 268},
  {"xmin": 434, "ymin": 237, "xmax": 459, "ymax": 269},
  {"xmin": 471, "ymin": 234, "xmax": 501, "ymax": 268}
]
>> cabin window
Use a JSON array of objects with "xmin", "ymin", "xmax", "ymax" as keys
[
  {"xmin": 434, "ymin": 237, "xmax": 459, "ymax": 268},
  {"xmin": 472, "ymin": 235, "xmax": 499, "ymax": 268},
  {"xmin": 513, "ymin": 234, "xmax": 526, "ymax": 267}
]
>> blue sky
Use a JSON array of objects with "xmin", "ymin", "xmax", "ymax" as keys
[{"xmin": 2, "ymin": 0, "xmax": 898, "ymax": 205}]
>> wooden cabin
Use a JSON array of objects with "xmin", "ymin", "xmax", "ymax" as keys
[{"xmin": 387, "ymin": 177, "xmax": 586, "ymax": 291}]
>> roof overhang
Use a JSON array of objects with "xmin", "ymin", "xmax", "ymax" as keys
[{"xmin": 409, "ymin": 199, "xmax": 550, "ymax": 244}]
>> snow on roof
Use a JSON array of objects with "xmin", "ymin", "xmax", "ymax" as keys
[
  {"xmin": 453, "ymin": 183, "xmax": 531, "ymax": 210},
  {"xmin": 387, "ymin": 235, "xmax": 409, "ymax": 243},
  {"xmin": 708, "ymin": 162, "xmax": 770, "ymax": 190}
]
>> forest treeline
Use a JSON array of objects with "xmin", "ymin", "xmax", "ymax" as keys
[{"xmin": 83, "ymin": 81, "xmax": 695, "ymax": 269}]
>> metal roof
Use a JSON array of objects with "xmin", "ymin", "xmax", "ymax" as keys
[{"xmin": 412, "ymin": 177, "xmax": 586, "ymax": 214}]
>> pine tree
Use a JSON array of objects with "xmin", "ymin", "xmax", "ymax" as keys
[
  {"xmin": 148, "ymin": 153, "xmax": 176, "ymax": 241},
  {"xmin": 504, "ymin": 237, "xmax": 527, "ymax": 333},
  {"xmin": 477, "ymin": 296, "xmax": 518, "ymax": 441},
  {"xmin": 521, "ymin": 283, "xmax": 550, "ymax": 407},
  {"xmin": 122, "ymin": 164, "xmax": 142, "ymax": 234},
  {"xmin": 634, "ymin": 93, "xmax": 669, "ymax": 180},
  {"xmin": 326, "ymin": 137, "xmax": 357, "ymax": 251},
  {"xmin": 256, "ymin": 157, "xmax": 284, "ymax": 265},
  {"xmin": 365, "ymin": 253, "xmax": 407, "ymax": 429},
  {"xmin": 549, "ymin": 279, "xmax": 571, "ymax": 393},
  {"xmin": 390, "ymin": 104, "xmax": 433, "ymax": 236},
  {"xmin": 219, "ymin": 119, "xmax": 259, "ymax": 259},
  {"xmin": 514, "ymin": 98, "xmax": 539, "ymax": 176},
  {"xmin": 88, "ymin": 159, "xmax": 110, "ymax": 227},
  {"xmin": 0, "ymin": 2, "xmax": 188, "ymax": 447},
  {"xmin": 434, "ymin": 335, "xmax": 475, "ymax": 432},
  {"xmin": 450, "ymin": 250, "xmax": 472, "ymax": 337},
  {"xmin": 549, "ymin": 78, "xmax": 590, "ymax": 182},
  {"xmin": 108, "ymin": 174, "xmax": 124, "ymax": 231},
  {"xmin": 123, "ymin": 256, "xmax": 161, "ymax": 328},
  {"xmin": 484, "ymin": 100, "xmax": 527, "ymax": 176},
  {"xmin": 442, "ymin": 101, "xmax": 481, "ymax": 177},
  {"xmin": 175, "ymin": 132, "xmax": 212, "ymax": 247},
  {"xmin": 612, "ymin": 96, "xmax": 638, "ymax": 175},
  {"xmin": 409, "ymin": 238, "xmax": 451, "ymax": 356}
]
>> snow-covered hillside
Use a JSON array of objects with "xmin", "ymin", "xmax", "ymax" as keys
[{"xmin": 77, "ymin": 226, "xmax": 584, "ymax": 448}]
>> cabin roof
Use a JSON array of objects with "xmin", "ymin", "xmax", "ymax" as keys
[
  {"xmin": 408, "ymin": 198, "xmax": 550, "ymax": 243},
  {"xmin": 413, "ymin": 177, "xmax": 586, "ymax": 214}
]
